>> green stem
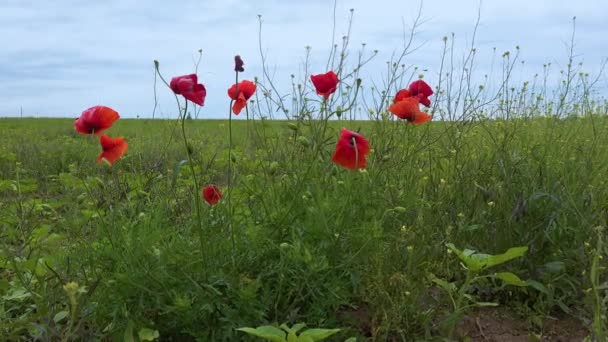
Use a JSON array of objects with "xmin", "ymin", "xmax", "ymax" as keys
[
  {"xmin": 227, "ymin": 73, "xmax": 239, "ymax": 265},
  {"xmin": 180, "ymin": 101, "xmax": 207, "ymax": 274}
]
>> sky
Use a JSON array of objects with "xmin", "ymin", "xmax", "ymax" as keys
[{"xmin": 0, "ymin": 0, "xmax": 606, "ymax": 119}]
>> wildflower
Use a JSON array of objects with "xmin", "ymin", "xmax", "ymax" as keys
[
  {"xmin": 170, "ymin": 74, "xmax": 207, "ymax": 106},
  {"xmin": 332, "ymin": 128, "xmax": 370, "ymax": 170},
  {"xmin": 201, "ymin": 185, "xmax": 222, "ymax": 205},
  {"xmin": 408, "ymin": 79, "xmax": 434, "ymax": 107},
  {"xmin": 74, "ymin": 106, "xmax": 119, "ymax": 135},
  {"xmin": 310, "ymin": 71, "xmax": 339, "ymax": 99},
  {"xmin": 234, "ymin": 55, "xmax": 245, "ymax": 72},
  {"xmin": 388, "ymin": 97, "xmax": 431, "ymax": 125},
  {"xmin": 97, "ymin": 135, "xmax": 128, "ymax": 164},
  {"xmin": 227, "ymin": 80, "xmax": 256, "ymax": 115}
]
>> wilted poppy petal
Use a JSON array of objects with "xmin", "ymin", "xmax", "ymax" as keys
[
  {"xmin": 311, "ymin": 71, "xmax": 339, "ymax": 100},
  {"xmin": 97, "ymin": 135, "xmax": 128, "ymax": 164},
  {"xmin": 74, "ymin": 106, "xmax": 120, "ymax": 135},
  {"xmin": 234, "ymin": 55, "xmax": 245, "ymax": 72}
]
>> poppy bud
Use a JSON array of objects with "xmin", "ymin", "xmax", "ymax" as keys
[
  {"xmin": 287, "ymin": 123, "xmax": 298, "ymax": 131},
  {"xmin": 296, "ymin": 136, "xmax": 310, "ymax": 147},
  {"xmin": 234, "ymin": 55, "xmax": 245, "ymax": 72}
]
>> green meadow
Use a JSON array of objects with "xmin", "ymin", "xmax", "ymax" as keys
[{"xmin": 1, "ymin": 115, "xmax": 607, "ymax": 340}]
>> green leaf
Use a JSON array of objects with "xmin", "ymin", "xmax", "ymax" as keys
[
  {"xmin": 526, "ymin": 280, "xmax": 549, "ymax": 294},
  {"xmin": 171, "ymin": 160, "xmax": 189, "ymax": 188},
  {"xmin": 138, "ymin": 327, "xmax": 160, "ymax": 341},
  {"xmin": 495, "ymin": 272, "xmax": 528, "ymax": 286},
  {"xmin": 53, "ymin": 311, "xmax": 69, "ymax": 323},
  {"xmin": 446, "ymin": 243, "xmax": 528, "ymax": 271},
  {"xmin": 237, "ymin": 326, "xmax": 287, "ymax": 342},
  {"xmin": 298, "ymin": 328, "xmax": 341, "ymax": 341},
  {"xmin": 290, "ymin": 323, "xmax": 307, "ymax": 334},
  {"xmin": 344, "ymin": 338, "xmax": 358, "ymax": 342},
  {"xmin": 485, "ymin": 246, "xmax": 528, "ymax": 268},
  {"xmin": 428, "ymin": 273, "xmax": 456, "ymax": 293}
]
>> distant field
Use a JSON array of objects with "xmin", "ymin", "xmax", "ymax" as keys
[{"xmin": 1, "ymin": 117, "xmax": 607, "ymax": 340}]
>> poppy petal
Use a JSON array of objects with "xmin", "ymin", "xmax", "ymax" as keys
[
  {"xmin": 97, "ymin": 135, "xmax": 128, "ymax": 164},
  {"xmin": 388, "ymin": 97, "xmax": 420, "ymax": 120},
  {"xmin": 311, "ymin": 71, "xmax": 339, "ymax": 99},
  {"xmin": 411, "ymin": 112, "xmax": 432, "ymax": 125},
  {"xmin": 393, "ymin": 89, "xmax": 411, "ymax": 103},
  {"xmin": 408, "ymin": 80, "xmax": 433, "ymax": 98},
  {"xmin": 74, "ymin": 106, "xmax": 119, "ymax": 135}
]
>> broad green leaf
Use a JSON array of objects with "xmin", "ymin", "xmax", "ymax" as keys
[
  {"xmin": 138, "ymin": 327, "xmax": 160, "ymax": 341},
  {"xmin": 495, "ymin": 272, "xmax": 528, "ymax": 286},
  {"xmin": 298, "ymin": 328, "xmax": 341, "ymax": 341},
  {"xmin": 344, "ymin": 338, "xmax": 357, "ymax": 342},
  {"xmin": 446, "ymin": 243, "xmax": 527, "ymax": 271},
  {"xmin": 298, "ymin": 336, "xmax": 314, "ymax": 342},
  {"xmin": 237, "ymin": 326, "xmax": 286, "ymax": 342},
  {"xmin": 485, "ymin": 246, "xmax": 528, "ymax": 268},
  {"xmin": 290, "ymin": 323, "xmax": 307, "ymax": 334}
]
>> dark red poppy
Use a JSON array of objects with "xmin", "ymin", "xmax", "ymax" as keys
[
  {"xmin": 408, "ymin": 80, "xmax": 433, "ymax": 107},
  {"xmin": 227, "ymin": 80, "xmax": 256, "ymax": 115},
  {"xmin": 388, "ymin": 97, "xmax": 431, "ymax": 125},
  {"xmin": 234, "ymin": 55, "xmax": 244, "ymax": 72},
  {"xmin": 170, "ymin": 74, "xmax": 207, "ymax": 106},
  {"xmin": 97, "ymin": 134, "xmax": 128, "ymax": 164},
  {"xmin": 74, "ymin": 106, "xmax": 119, "ymax": 135},
  {"xmin": 201, "ymin": 185, "xmax": 222, "ymax": 205},
  {"xmin": 332, "ymin": 128, "xmax": 371, "ymax": 170},
  {"xmin": 310, "ymin": 71, "xmax": 339, "ymax": 100}
]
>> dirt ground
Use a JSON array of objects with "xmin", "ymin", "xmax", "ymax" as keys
[{"xmin": 455, "ymin": 307, "xmax": 588, "ymax": 341}]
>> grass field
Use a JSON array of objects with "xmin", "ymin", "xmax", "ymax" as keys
[{"xmin": 1, "ymin": 114, "xmax": 607, "ymax": 340}]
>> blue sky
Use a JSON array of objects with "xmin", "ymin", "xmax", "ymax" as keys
[{"xmin": 1, "ymin": 0, "xmax": 606, "ymax": 118}]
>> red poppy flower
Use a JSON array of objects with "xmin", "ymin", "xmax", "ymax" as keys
[
  {"xmin": 388, "ymin": 97, "xmax": 431, "ymax": 125},
  {"xmin": 234, "ymin": 55, "xmax": 244, "ymax": 72},
  {"xmin": 201, "ymin": 185, "xmax": 222, "ymax": 205},
  {"xmin": 170, "ymin": 74, "xmax": 207, "ymax": 106},
  {"xmin": 393, "ymin": 89, "xmax": 412, "ymax": 104},
  {"xmin": 97, "ymin": 134, "xmax": 128, "ymax": 164},
  {"xmin": 332, "ymin": 128, "xmax": 371, "ymax": 170},
  {"xmin": 310, "ymin": 71, "xmax": 339, "ymax": 100},
  {"xmin": 227, "ymin": 80, "xmax": 256, "ymax": 115},
  {"xmin": 74, "ymin": 106, "xmax": 119, "ymax": 135},
  {"xmin": 408, "ymin": 80, "xmax": 433, "ymax": 107}
]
